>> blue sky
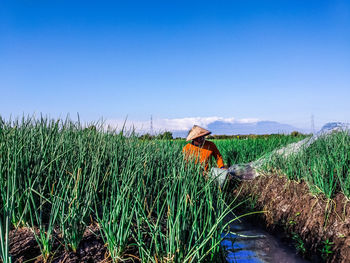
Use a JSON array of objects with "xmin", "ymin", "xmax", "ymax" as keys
[{"xmin": 1, "ymin": 0, "xmax": 349, "ymax": 131}]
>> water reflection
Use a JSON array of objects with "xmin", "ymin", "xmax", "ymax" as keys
[{"xmin": 221, "ymin": 217, "xmax": 310, "ymax": 263}]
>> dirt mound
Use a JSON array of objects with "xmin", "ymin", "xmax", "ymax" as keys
[
  {"xmin": 8, "ymin": 224, "xmax": 109, "ymax": 263},
  {"xmin": 232, "ymin": 173, "xmax": 350, "ymax": 262},
  {"xmin": 9, "ymin": 227, "xmax": 41, "ymax": 262}
]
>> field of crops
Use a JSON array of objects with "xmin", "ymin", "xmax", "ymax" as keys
[
  {"xmin": 213, "ymin": 134, "xmax": 306, "ymax": 165},
  {"xmin": 1, "ymin": 117, "xmax": 349, "ymax": 262},
  {"xmin": 214, "ymin": 131, "xmax": 350, "ymax": 199},
  {"xmin": 263, "ymin": 131, "xmax": 350, "ymax": 199},
  {"xmin": 0, "ymin": 117, "xmax": 241, "ymax": 262}
]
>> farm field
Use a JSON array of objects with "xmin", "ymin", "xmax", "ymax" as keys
[
  {"xmin": 1, "ymin": 117, "xmax": 350, "ymax": 262},
  {"xmin": 0, "ymin": 117, "xmax": 235, "ymax": 262}
]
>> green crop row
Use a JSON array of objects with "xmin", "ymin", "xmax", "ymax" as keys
[
  {"xmin": 213, "ymin": 135, "xmax": 306, "ymax": 165},
  {"xmin": 211, "ymin": 130, "xmax": 350, "ymax": 199},
  {"xmin": 0, "ymin": 117, "xmax": 238, "ymax": 263},
  {"xmin": 263, "ymin": 131, "xmax": 350, "ymax": 199}
]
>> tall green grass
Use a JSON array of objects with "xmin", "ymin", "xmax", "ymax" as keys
[
  {"xmin": 0, "ymin": 117, "xmax": 236, "ymax": 262},
  {"xmin": 263, "ymin": 131, "xmax": 350, "ymax": 199},
  {"xmin": 212, "ymin": 131, "xmax": 350, "ymax": 199},
  {"xmin": 213, "ymin": 135, "xmax": 306, "ymax": 165}
]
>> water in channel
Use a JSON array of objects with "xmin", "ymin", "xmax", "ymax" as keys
[{"xmin": 221, "ymin": 215, "xmax": 310, "ymax": 263}]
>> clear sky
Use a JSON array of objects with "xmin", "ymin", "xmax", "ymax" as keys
[{"xmin": 1, "ymin": 0, "xmax": 349, "ymax": 131}]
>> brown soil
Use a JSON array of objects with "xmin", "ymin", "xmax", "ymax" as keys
[
  {"xmin": 230, "ymin": 173, "xmax": 350, "ymax": 263},
  {"xmin": 8, "ymin": 224, "xmax": 109, "ymax": 263}
]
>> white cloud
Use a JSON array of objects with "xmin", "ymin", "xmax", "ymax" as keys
[{"xmin": 105, "ymin": 116, "xmax": 259, "ymax": 133}]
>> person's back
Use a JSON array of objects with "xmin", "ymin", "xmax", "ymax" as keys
[
  {"xmin": 182, "ymin": 125, "xmax": 224, "ymax": 171},
  {"xmin": 183, "ymin": 140, "xmax": 224, "ymax": 171}
]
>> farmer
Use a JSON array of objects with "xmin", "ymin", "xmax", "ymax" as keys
[{"xmin": 182, "ymin": 125, "xmax": 225, "ymax": 171}]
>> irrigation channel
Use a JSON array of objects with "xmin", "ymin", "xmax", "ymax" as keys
[
  {"xmin": 213, "ymin": 122, "xmax": 350, "ymax": 262},
  {"xmin": 221, "ymin": 215, "xmax": 309, "ymax": 263}
]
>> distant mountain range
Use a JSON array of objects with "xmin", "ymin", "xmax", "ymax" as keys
[{"xmin": 172, "ymin": 120, "xmax": 305, "ymax": 138}]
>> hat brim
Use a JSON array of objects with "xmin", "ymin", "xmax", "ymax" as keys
[{"xmin": 186, "ymin": 131, "xmax": 211, "ymax": 141}]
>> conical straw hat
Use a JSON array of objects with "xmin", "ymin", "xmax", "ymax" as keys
[{"xmin": 186, "ymin": 125, "xmax": 211, "ymax": 141}]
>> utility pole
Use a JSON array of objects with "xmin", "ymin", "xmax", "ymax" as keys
[
  {"xmin": 150, "ymin": 115, "xmax": 153, "ymax": 135},
  {"xmin": 311, "ymin": 114, "xmax": 315, "ymax": 134}
]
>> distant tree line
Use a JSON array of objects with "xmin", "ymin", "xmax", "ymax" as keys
[
  {"xmin": 137, "ymin": 131, "xmax": 306, "ymax": 140},
  {"xmin": 138, "ymin": 131, "xmax": 174, "ymax": 140},
  {"xmin": 81, "ymin": 126, "xmax": 306, "ymax": 140},
  {"xmin": 207, "ymin": 131, "xmax": 306, "ymax": 140}
]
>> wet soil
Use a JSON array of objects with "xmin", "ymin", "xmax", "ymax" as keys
[
  {"xmin": 8, "ymin": 224, "xmax": 110, "ymax": 263},
  {"xmin": 230, "ymin": 173, "xmax": 350, "ymax": 263}
]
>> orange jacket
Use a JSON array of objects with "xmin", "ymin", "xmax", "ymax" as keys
[{"xmin": 182, "ymin": 140, "xmax": 224, "ymax": 171}]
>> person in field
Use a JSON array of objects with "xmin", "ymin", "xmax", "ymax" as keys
[{"xmin": 182, "ymin": 125, "xmax": 225, "ymax": 171}]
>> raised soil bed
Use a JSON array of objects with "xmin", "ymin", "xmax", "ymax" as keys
[{"xmin": 231, "ymin": 173, "xmax": 350, "ymax": 262}]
